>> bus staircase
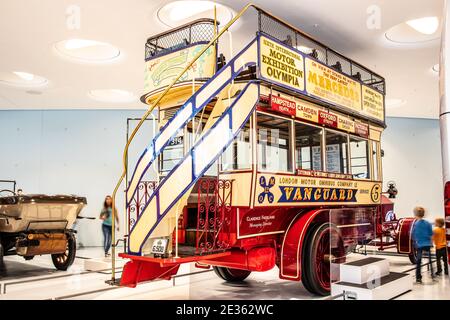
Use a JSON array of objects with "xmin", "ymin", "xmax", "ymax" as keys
[{"xmin": 119, "ymin": 40, "xmax": 259, "ymax": 287}]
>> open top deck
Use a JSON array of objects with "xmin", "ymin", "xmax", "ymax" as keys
[{"xmin": 142, "ymin": 8, "xmax": 385, "ymax": 127}]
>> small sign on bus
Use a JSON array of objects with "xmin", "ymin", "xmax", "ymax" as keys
[{"xmin": 270, "ymin": 95, "xmax": 296, "ymax": 116}]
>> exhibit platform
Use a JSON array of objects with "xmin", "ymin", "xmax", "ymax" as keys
[{"xmin": 0, "ymin": 246, "xmax": 447, "ymax": 300}]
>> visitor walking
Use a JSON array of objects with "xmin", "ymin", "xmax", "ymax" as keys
[
  {"xmin": 433, "ymin": 217, "xmax": 448, "ymax": 276},
  {"xmin": 100, "ymin": 195, "xmax": 119, "ymax": 257},
  {"xmin": 411, "ymin": 206, "xmax": 434, "ymax": 283}
]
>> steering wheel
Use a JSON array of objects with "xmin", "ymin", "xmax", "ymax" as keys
[{"xmin": 0, "ymin": 189, "xmax": 16, "ymax": 196}]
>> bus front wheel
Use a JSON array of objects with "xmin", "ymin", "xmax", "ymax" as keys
[{"xmin": 213, "ymin": 266, "xmax": 251, "ymax": 282}]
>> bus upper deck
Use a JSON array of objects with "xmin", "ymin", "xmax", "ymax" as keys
[{"xmin": 142, "ymin": 9, "xmax": 385, "ymax": 128}]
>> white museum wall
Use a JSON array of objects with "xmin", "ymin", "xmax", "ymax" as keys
[
  {"xmin": 0, "ymin": 110, "xmax": 157, "ymax": 247},
  {"xmin": 383, "ymin": 117, "xmax": 444, "ymax": 221},
  {"xmin": 0, "ymin": 111, "xmax": 444, "ymax": 246}
]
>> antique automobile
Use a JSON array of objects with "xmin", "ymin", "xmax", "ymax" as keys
[
  {"xmin": 109, "ymin": 4, "xmax": 417, "ymax": 296},
  {"xmin": 0, "ymin": 180, "xmax": 87, "ymax": 271},
  {"xmin": 371, "ymin": 193, "xmax": 418, "ymax": 264}
]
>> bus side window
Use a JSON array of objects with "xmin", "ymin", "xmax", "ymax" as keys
[
  {"xmin": 349, "ymin": 136, "xmax": 370, "ymax": 180},
  {"xmin": 325, "ymin": 130, "xmax": 349, "ymax": 174},
  {"xmin": 295, "ymin": 122, "xmax": 323, "ymax": 171},
  {"xmin": 371, "ymin": 141, "xmax": 380, "ymax": 181},
  {"xmin": 257, "ymin": 113, "xmax": 293, "ymax": 173},
  {"xmin": 221, "ymin": 118, "xmax": 252, "ymax": 171}
]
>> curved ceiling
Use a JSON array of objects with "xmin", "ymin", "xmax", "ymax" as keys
[{"xmin": 0, "ymin": 0, "xmax": 444, "ymax": 119}]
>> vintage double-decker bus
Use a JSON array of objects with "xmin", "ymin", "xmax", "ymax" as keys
[{"xmin": 111, "ymin": 4, "xmax": 414, "ymax": 296}]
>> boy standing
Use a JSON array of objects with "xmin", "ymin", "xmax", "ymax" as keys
[
  {"xmin": 433, "ymin": 218, "xmax": 448, "ymax": 276},
  {"xmin": 411, "ymin": 207, "xmax": 434, "ymax": 283}
]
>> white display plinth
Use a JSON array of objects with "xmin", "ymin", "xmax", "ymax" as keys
[
  {"xmin": 340, "ymin": 257, "xmax": 389, "ymax": 284},
  {"xmin": 331, "ymin": 257, "xmax": 412, "ymax": 300},
  {"xmin": 84, "ymin": 257, "xmax": 126, "ymax": 271}
]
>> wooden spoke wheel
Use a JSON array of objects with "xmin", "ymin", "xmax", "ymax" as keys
[
  {"xmin": 213, "ymin": 266, "xmax": 251, "ymax": 282},
  {"xmin": 302, "ymin": 222, "xmax": 345, "ymax": 296},
  {"xmin": 51, "ymin": 233, "xmax": 76, "ymax": 271}
]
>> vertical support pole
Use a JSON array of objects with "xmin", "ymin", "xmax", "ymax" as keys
[
  {"xmin": 214, "ymin": 5, "xmax": 217, "ymax": 74},
  {"xmin": 213, "ymin": 178, "xmax": 219, "ymax": 250},
  {"xmin": 175, "ymin": 207, "xmax": 179, "ymax": 258},
  {"xmin": 440, "ymin": 0, "xmax": 450, "ymax": 269},
  {"xmin": 227, "ymin": 30, "xmax": 234, "ymax": 108},
  {"xmin": 111, "ymin": 173, "xmax": 124, "ymax": 283}
]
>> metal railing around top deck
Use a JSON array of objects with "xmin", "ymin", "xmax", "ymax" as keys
[
  {"xmin": 145, "ymin": 19, "xmax": 218, "ymax": 60},
  {"xmin": 110, "ymin": 3, "xmax": 386, "ymax": 283},
  {"xmin": 257, "ymin": 11, "xmax": 385, "ymax": 94},
  {"xmin": 143, "ymin": 10, "xmax": 386, "ymax": 94}
]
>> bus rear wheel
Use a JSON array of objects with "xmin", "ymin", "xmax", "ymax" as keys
[
  {"xmin": 213, "ymin": 266, "xmax": 251, "ymax": 282},
  {"xmin": 302, "ymin": 222, "xmax": 344, "ymax": 296}
]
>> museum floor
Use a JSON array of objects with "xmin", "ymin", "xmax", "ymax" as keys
[{"xmin": 0, "ymin": 247, "xmax": 448, "ymax": 300}]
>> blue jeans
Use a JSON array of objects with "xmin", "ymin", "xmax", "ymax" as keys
[
  {"xmin": 416, "ymin": 246, "xmax": 434, "ymax": 280},
  {"xmin": 102, "ymin": 224, "xmax": 112, "ymax": 254}
]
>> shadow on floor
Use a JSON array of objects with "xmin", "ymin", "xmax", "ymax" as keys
[{"xmin": 0, "ymin": 260, "xmax": 60, "ymax": 281}]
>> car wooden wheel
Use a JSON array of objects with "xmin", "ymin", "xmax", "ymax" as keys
[{"xmin": 51, "ymin": 233, "xmax": 76, "ymax": 271}]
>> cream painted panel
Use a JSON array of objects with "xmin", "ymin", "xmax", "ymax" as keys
[
  {"xmin": 129, "ymin": 198, "xmax": 158, "ymax": 253},
  {"xmin": 154, "ymin": 103, "xmax": 192, "ymax": 153},
  {"xmin": 194, "ymin": 115, "xmax": 231, "ymax": 177},
  {"xmin": 231, "ymin": 84, "xmax": 258, "ymax": 132},
  {"xmin": 195, "ymin": 67, "xmax": 231, "ymax": 107},
  {"xmin": 235, "ymin": 41, "xmax": 258, "ymax": 73},
  {"xmin": 158, "ymin": 155, "xmax": 193, "ymax": 214},
  {"xmin": 219, "ymin": 172, "xmax": 253, "ymax": 206}
]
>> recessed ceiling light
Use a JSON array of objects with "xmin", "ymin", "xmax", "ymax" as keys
[
  {"xmin": 157, "ymin": 1, "xmax": 235, "ymax": 28},
  {"xmin": 13, "ymin": 71, "xmax": 34, "ymax": 81},
  {"xmin": 432, "ymin": 64, "xmax": 440, "ymax": 73},
  {"xmin": 406, "ymin": 17, "xmax": 439, "ymax": 35},
  {"xmin": 54, "ymin": 39, "xmax": 121, "ymax": 63},
  {"xmin": 386, "ymin": 98, "xmax": 407, "ymax": 108},
  {"xmin": 385, "ymin": 18, "xmax": 441, "ymax": 44},
  {"xmin": 88, "ymin": 89, "xmax": 136, "ymax": 103},
  {"xmin": 0, "ymin": 71, "xmax": 48, "ymax": 87}
]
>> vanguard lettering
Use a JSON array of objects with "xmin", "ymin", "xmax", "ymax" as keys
[{"xmin": 278, "ymin": 186, "xmax": 358, "ymax": 203}]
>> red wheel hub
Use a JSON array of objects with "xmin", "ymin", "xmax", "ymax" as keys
[{"xmin": 313, "ymin": 226, "xmax": 344, "ymax": 291}]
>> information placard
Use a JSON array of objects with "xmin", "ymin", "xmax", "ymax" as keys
[{"xmin": 362, "ymin": 86, "xmax": 384, "ymax": 122}]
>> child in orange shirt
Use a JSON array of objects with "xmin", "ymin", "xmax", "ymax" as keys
[{"xmin": 433, "ymin": 218, "xmax": 448, "ymax": 276}]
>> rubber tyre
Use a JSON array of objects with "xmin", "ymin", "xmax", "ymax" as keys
[
  {"xmin": 302, "ymin": 222, "xmax": 344, "ymax": 296},
  {"xmin": 213, "ymin": 266, "xmax": 251, "ymax": 282},
  {"xmin": 408, "ymin": 247, "xmax": 418, "ymax": 264},
  {"xmin": 51, "ymin": 233, "xmax": 76, "ymax": 271},
  {"xmin": 0, "ymin": 242, "xmax": 4, "ymax": 271}
]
